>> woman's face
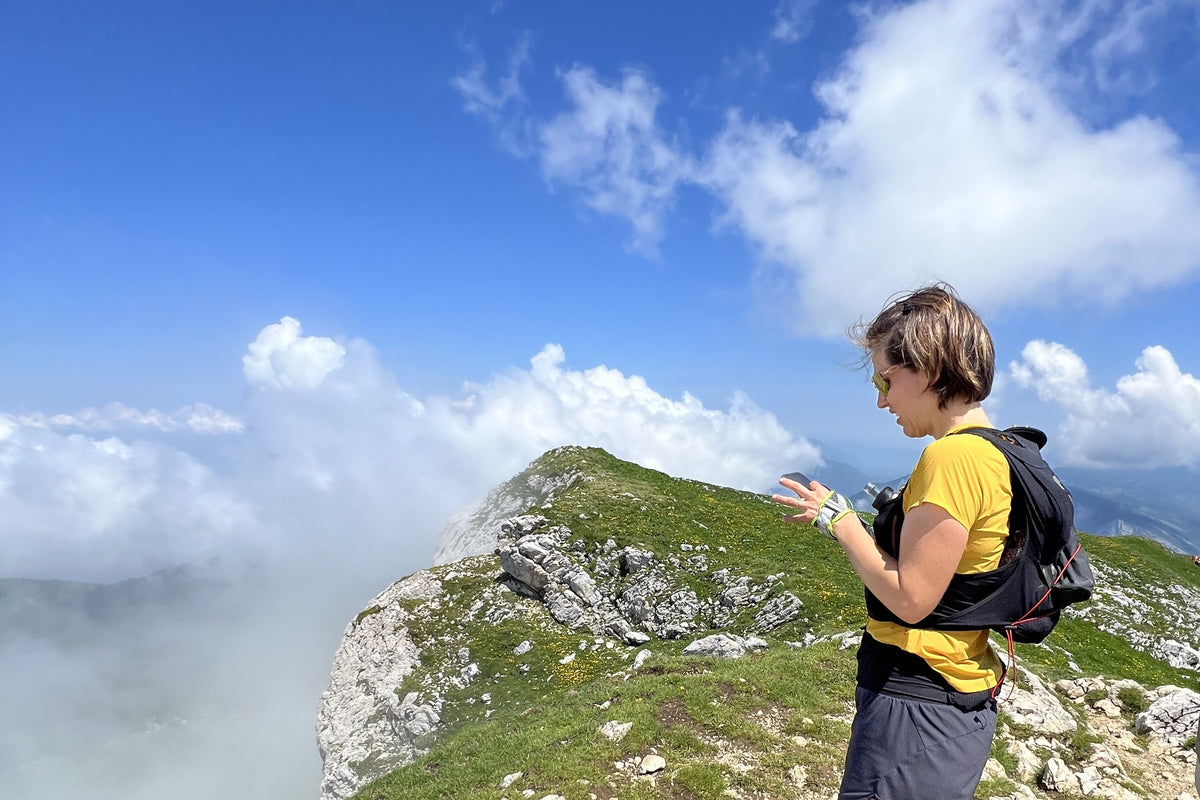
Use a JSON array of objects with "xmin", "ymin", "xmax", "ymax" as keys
[{"xmin": 870, "ymin": 349, "xmax": 937, "ymax": 439}]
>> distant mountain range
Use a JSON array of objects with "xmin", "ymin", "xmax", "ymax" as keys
[
  {"xmin": 0, "ymin": 560, "xmax": 255, "ymax": 649},
  {"xmin": 1059, "ymin": 465, "xmax": 1200, "ymax": 556},
  {"xmin": 801, "ymin": 456, "xmax": 1200, "ymax": 557}
]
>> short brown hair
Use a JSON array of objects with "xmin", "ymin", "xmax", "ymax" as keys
[{"xmin": 851, "ymin": 283, "xmax": 994, "ymax": 409}]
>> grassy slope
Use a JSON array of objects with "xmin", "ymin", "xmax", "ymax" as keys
[{"xmin": 351, "ymin": 447, "xmax": 1197, "ymax": 800}]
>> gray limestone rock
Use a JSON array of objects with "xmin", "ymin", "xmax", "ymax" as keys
[
  {"xmin": 750, "ymin": 591, "xmax": 803, "ymax": 633},
  {"xmin": 1134, "ymin": 687, "xmax": 1200, "ymax": 747},
  {"xmin": 316, "ymin": 570, "xmax": 444, "ymax": 800},
  {"xmin": 1155, "ymin": 639, "xmax": 1200, "ymax": 671},
  {"xmin": 499, "ymin": 549, "xmax": 552, "ymax": 593},
  {"xmin": 565, "ymin": 569, "xmax": 602, "ymax": 606},
  {"xmin": 598, "ymin": 720, "xmax": 633, "ymax": 742},
  {"xmin": 620, "ymin": 547, "xmax": 655, "ymax": 575},
  {"xmin": 1040, "ymin": 757, "xmax": 1077, "ymax": 793},
  {"xmin": 1083, "ymin": 743, "xmax": 1127, "ymax": 779},
  {"xmin": 719, "ymin": 578, "xmax": 754, "ymax": 608},
  {"xmin": 544, "ymin": 588, "xmax": 588, "ymax": 628},
  {"xmin": 656, "ymin": 589, "xmax": 701, "ymax": 638},
  {"xmin": 1007, "ymin": 739, "xmax": 1043, "ymax": 783},
  {"xmin": 638, "ymin": 754, "xmax": 667, "ymax": 774},
  {"xmin": 1004, "ymin": 668, "xmax": 1078, "ymax": 736},
  {"xmin": 432, "ymin": 452, "xmax": 583, "ymax": 564},
  {"xmin": 683, "ymin": 633, "xmax": 760, "ymax": 658},
  {"xmin": 981, "ymin": 757, "xmax": 1008, "ymax": 781}
]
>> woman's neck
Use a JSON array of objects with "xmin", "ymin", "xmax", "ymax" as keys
[{"xmin": 931, "ymin": 402, "xmax": 991, "ymax": 439}]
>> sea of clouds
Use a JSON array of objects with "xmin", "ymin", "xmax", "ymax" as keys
[
  {"xmin": 0, "ymin": 316, "xmax": 820, "ymax": 800},
  {"xmin": 1, "ymin": 316, "xmax": 820, "ymax": 586}
]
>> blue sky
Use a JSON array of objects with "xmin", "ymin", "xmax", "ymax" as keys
[
  {"xmin": 4, "ymin": 0, "xmax": 1200, "ymax": 582},
  {"xmin": 4, "ymin": 3, "xmax": 1200, "ymax": 798}
]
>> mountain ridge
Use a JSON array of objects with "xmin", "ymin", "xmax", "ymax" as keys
[{"xmin": 318, "ymin": 446, "xmax": 1200, "ymax": 800}]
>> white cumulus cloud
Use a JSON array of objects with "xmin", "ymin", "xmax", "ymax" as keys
[
  {"xmin": 1, "ymin": 319, "xmax": 818, "ymax": 583},
  {"xmin": 538, "ymin": 68, "xmax": 693, "ymax": 256},
  {"xmin": 700, "ymin": 0, "xmax": 1200, "ymax": 335},
  {"xmin": 458, "ymin": 0, "xmax": 1200, "ymax": 336},
  {"xmin": 0, "ymin": 423, "xmax": 256, "ymax": 581},
  {"xmin": 1010, "ymin": 340, "xmax": 1200, "ymax": 468},
  {"xmin": 428, "ymin": 343, "xmax": 818, "ymax": 492},
  {"xmin": 243, "ymin": 316, "xmax": 346, "ymax": 390}
]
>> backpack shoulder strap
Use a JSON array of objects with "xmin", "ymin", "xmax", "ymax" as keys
[
  {"xmin": 951, "ymin": 426, "xmax": 1075, "ymax": 563},
  {"xmin": 951, "ymin": 426, "xmax": 1048, "ymax": 473},
  {"xmin": 950, "ymin": 425, "xmax": 1045, "ymax": 449}
]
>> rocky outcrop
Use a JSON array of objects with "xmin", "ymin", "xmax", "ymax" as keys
[
  {"xmin": 316, "ymin": 571, "xmax": 445, "ymax": 800},
  {"xmin": 1156, "ymin": 639, "xmax": 1200, "ymax": 672},
  {"xmin": 496, "ymin": 514, "xmax": 651, "ymax": 645},
  {"xmin": 1004, "ymin": 667, "xmax": 1078, "ymax": 736},
  {"xmin": 681, "ymin": 632, "xmax": 769, "ymax": 658},
  {"xmin": 1070, "ymin": 563, "xmax": 1200, "ymax": 677},
  {"xmin": 1134, "ymin": 686, "xmax": 1200, "ymax": 747},
  {"xmin": 990, "ymin": 675, "xmax": 1200, "ymax": 800},
  {"xmin": 317, "ymin": 510, "xmax": 813, "ymax": 799},
  {"xmin": 432, "ymin": 447, "xmax": 585, "ymax": 565},
  {"xmin": 495, "ymin": 514, "xmax": 803, "ymax": 646}
]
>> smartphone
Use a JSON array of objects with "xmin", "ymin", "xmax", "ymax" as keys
[{"xmin": 781, "ymin": 471, "xmax": 812, "ymax": 486}]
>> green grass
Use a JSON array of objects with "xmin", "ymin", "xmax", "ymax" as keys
[
  {"xmin": 354, "ymin": 605, "xmax": 382, "ymax": 626},
  {"xmin": 1082, "ymin": 532, "xmax": 1198, "ymax": 587},
  {"xmin": 1067, "ymin": 726, "xmax": 1105, "ymax": 763},
  {"xmin": 353, "ymin": 645, "xmax": 857, "ymax": 800},
  {"xmin": 976, "ymin": 776, "xmax": 1019, "ymax": 798},
  {"xmin": 988, "ymin": 732, "xmax": 1017, "ymax": 777},
  {"xmin": 342, "ymin": 446, "xmax": 1199, "ymax": 800},
  {"xmin": 1117, "ymin": 686, "xmax": 1149, "ymax": 715}
]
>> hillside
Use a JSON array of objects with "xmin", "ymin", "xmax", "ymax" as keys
[
  {"xmin": 318, "ymin": 447, "xmax": 1200, "ymax": 800},
  {"xmin": 0, "ymin": 562, "xmax": 249, "ymax": 647}
]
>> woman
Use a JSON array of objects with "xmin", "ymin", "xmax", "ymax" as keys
[{"xmin": 774, "ymin": 284, "xmax": 1008, "ymax": 800}]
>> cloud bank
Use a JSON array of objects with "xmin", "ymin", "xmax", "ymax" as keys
[
  {"xmin": 12, "ymin": 402, "xmax": 243, "ymax": 434},
  {"xmin": 1011, "ymin": 340, "xmax": 1200, "ymax": 468},
  {"xmin": 1, "ymin": 317, "xmax": 819, "ymax": 800},
  {"xmin": 0, "ymin": 417, "xmax": 256, "ymax": 582},
  {"xmin": 1, "ymin": 318, "xmax": 817, "ymax": 584},
  {"xmin": 457, "ymin": 0, "xmax": 1200, "ymax": 335}
]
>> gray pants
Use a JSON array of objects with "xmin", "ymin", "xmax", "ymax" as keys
[{"xmin": 838, "ymin": 686, "xmax": 997, "ymax": 800}]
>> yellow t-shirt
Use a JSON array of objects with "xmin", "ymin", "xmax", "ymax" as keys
[{"xmin": 865, "ymin": 423, "xmax": 1011, "ymax": 692}]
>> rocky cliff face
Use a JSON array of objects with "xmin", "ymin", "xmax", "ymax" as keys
[
  {"xmin": 317, "ymin": 447, "xmax": 1200, "ymax": 800},
  {"xmin": 316, "ymin": 571, "xmax": 444, "ymax": 800},
  {"xmin": 431, "ymin": 448, "xmax": 585, "ymax": 566}
]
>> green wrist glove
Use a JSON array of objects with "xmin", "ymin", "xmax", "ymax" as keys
[{"xmin": 814, "ymin": 490, "xmax": 854, "ymax": 540}]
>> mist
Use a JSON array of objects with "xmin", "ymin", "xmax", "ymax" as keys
[{"xmin": 0, "ymin": 318, "xmax": 819, "ymax": 800}]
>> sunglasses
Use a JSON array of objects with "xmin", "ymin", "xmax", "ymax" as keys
[{"xmin": 871, "ymin": 365, "xmax": 902, "ymax": 396}]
